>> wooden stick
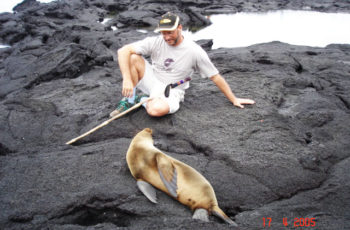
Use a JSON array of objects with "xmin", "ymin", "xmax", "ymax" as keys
[{"xmin": 66, "ymin": 99, "xmax": 149, "ymax": 145}]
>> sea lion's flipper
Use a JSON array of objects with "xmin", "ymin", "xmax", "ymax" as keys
[
  {"xmin": 137, "ymin": 180, "xmax": 157, "ymax": 203},
  {"xmin": 156, "ymin": 154, "xmax": 178, "ymax": 198},
  {"xmin": 212, "ymin": 206, "xmax": 238, "ymax": 227},
  {"xmin": 193, "ymin": 208, "xmax": 209, "ymax": 222}
]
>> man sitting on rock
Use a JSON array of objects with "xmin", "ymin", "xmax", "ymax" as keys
[{"xmin": 110, "ymin": 12, "xmax": 255, "ymax": 117}]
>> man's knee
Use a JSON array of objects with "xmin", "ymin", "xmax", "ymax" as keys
[
  {"xmin": 146, "ymin": 98, "xmax": 170, "ymax": 117},
  {"xmin": 130, "ymin": 54, "xmax": 143, "ymax": 66},
  {"xmin": 130, "ymin": 54, "xmax": 145, "ymax": 82}
]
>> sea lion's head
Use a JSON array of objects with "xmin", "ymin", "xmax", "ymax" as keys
[
  {"xmin": 131, "ymin": 128, "xmax": 154, "ymax": 145},
  {"xmin": 143, "ymin": 128, "xmax": 152, "ymax": 134},
  {"xmin": 134, "ymin": 128, "xmax": 153, "ymax": 142}
]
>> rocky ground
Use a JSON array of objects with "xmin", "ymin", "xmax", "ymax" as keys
[{"xmin": 0, "ymin": 0, "xmax": 349, "ymax": 229}]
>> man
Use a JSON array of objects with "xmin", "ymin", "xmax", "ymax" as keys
[{"xmin": 110, "ymin": 12, "xmax": 255, "ymax": 117}]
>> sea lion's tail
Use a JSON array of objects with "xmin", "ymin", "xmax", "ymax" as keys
[{"xmin": 212, "ymin": 206, "xmax": 238, "ymax": 227}]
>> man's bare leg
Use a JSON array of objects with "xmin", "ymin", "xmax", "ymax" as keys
[
  {"xmin": 109, "ymin": 54, "xmax": 145, "ymax": 117},
  {"xmin": 112, "ymin": 53, "xmax": 170, "ymax": 117},
  {"xmin": 145, "ymin": 97, "xmax": 170, "ymax": 117},
  {"xmin": 129, "ymin": 54, "xmax": 145, "ymax": 85}
]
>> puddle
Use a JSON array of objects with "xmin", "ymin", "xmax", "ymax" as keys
[
  {"xmin": 0, "ymin": 44, "xmax": 11, "ymax": 49},
  {"xmin": 136, "ymin": 29, "xmax": 148, "ymax": 34},
  {"xmin": 98, "ymin": 17, "xmax": 118, "ymax": 31},
  {"xmin": 1, "ymin": 0, "xmax": 55, "ymax": 13},
  {"xmin": 100, "ymin": 18, "xmax": 112, "ymax": 25},
  {"xmin": 187, "ymin": 10, "xmax": 350, "ymax": 49}
]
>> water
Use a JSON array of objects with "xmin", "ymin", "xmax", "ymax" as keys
[
  {"xmin": 99, "ymin": 18, "xmax": 117, "ymax": 31},
  {"xmin": 0, "ymin": 0, "xmax": 55, "ymax": 49},
  {"xmin": 100, "ymin": 18, "xmax": 112, "ymax": 25},
  {"xmin": 2, "ymin": 5, "xmax": 350, "ymax": 49},
  {"xmin": 0, "ymin": 45, "xmax": 11, "ymax": 49},
  {"xmin": 187, "ymin": 10, "xmax": 350, "ymax": 49},
  {"xmin": 0, "ymin": 0, "xmax": 54, "ymax": 13}
]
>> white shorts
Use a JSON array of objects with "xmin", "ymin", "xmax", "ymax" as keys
[{"xmin": 136, "ymin": 59, "xmax": 185, "ymax": 114}]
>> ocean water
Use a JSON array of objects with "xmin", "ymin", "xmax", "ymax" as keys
[
  {"xmin": 0, "ymin": 45, "xmax": 11, "ymax": 49},
  {"xmin": 1, "ymin": 3, "xmax": 350, "ymax": 49},
  {"xmin": 0, "ymin": 0, "xmax": 54, "ymax": 48},
  {"xmin": 187, "ymin": 10, "xmax": 350, "ymax": 49},
  {"xmin": 0, "ymin": 0, "xmax": 54, "ymax": 13}
]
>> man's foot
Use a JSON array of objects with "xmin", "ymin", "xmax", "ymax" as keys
[
  {"xmin": 135, "ymin": 94, "xmax": 148, "ymax": 104},
  {"xmin": 109, "ymin": 97, "xmax": 133, "ymax": 117},
  {"xmin": 109, "ymin": 94, "xmax": 149, "ymax": 118}
]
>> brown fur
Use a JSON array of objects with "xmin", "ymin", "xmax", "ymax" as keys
[{"xmin": 126, "ymin": 128, "xmax": 232, "ymax": 221}]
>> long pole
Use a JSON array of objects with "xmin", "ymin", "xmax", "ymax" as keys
[
  {"xmin": 65, "ymin": 99, "xmax": 150, "ymax": 145},
  {"xmin": 66, "ymin": 77, "xmax": 191, "ymax": 145}
]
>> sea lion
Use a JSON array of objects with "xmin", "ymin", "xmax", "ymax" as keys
[{"xmin": 126, "ymin": 128, "xmax": 238, "ymax": 227}]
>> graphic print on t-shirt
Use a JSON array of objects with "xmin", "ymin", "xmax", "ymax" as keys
[{"xmin": 164, "ymin": 58, "xmax": 174, "ymax": 71}]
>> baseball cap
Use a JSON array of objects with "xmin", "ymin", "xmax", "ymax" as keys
[{"xmin": 154, "ymin": 12, "xmax": 180, "ymax": 32}]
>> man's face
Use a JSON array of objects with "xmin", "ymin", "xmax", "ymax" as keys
[{"xmin": 161, "ymin": 25, "xmax": 182, "ymax": 46}]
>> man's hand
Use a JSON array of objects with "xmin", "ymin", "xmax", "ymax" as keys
[
  {"xmin": 122, "ymin": 79, "xmax": 134, "ymax": 98},
  {"xmin": 233, "ymin": 98, "xmax": 255, "ymax": 109},
  {"xmin": 210, "ymin": 74, "xmax": 255, "ymax": 109},
  {"xmin": 118, "ymin": 44, "xmax": 138, "ymax": 98}
]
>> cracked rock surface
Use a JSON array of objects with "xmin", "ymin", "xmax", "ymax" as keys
[{"xmin": 1, "ymin": 0, "xmax": 349, "ymax": 229}]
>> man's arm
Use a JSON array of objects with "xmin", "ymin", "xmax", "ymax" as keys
[
  {"xmin": 118, "ymin": 44, "xmax": 137, "ymax": 98},
  {"xmin": 210, "ymin": 74, "xmax": 255, "ymax": 108}
]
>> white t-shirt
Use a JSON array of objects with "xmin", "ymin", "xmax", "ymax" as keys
[{"xmin": 132, "ymin": 35, "xmax": 219, "ymax": 90}]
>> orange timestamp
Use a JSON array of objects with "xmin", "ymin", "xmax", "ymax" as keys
[{"xmin": 262, "ymin": 217, "xmax": 316, "ymax": 227}]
